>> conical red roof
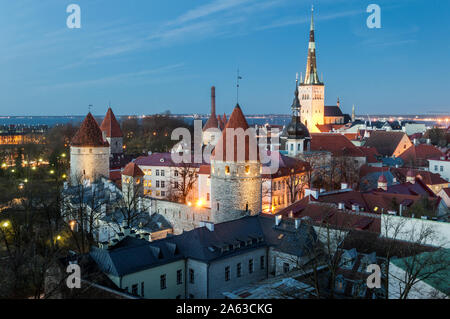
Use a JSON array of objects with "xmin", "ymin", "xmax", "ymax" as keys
[
  {"xmin": 71, "ymin": 113, "xmax": 109, "ymax": 147},
  {"xmin": 212, "ymin": 104, "xmax": 259, "ymax": 162},
  {"xmin": 100, "ymin": 108, "xmax": 123, "ymax": 138},
  {"xmin": 218, "ymin": 115, "xmax": 225, "ymax": 130},
  {"xmin": 122, "ymin": 162, "xmax": 144, "ymax": 177}
]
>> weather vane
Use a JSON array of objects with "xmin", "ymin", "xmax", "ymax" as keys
[{"xmin": 236, "ymin": 68, "xmax": 242, "ymax": 104}]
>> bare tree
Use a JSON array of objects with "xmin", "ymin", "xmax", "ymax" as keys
[{"xmin": 169, "ymin": 163, "xmax": 198, "ymax": 204}]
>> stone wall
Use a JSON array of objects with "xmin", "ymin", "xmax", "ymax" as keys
[{"xmin": 148, "ymin": 198, "xmax": 212, "ymax": 234}]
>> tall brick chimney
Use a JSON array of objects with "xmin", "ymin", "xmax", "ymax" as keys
[{"xmin": 211, "ymin": 86, "xmax": 216, "ymax": 117}]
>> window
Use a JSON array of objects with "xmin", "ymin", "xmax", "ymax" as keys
[
  {"xmin": 283, "ymin": 263, "xmax": 289, "ymax": 273},
  {"xmin": 156, "ymin": 180, "xmax": 160, "ymax": 188},
  {"xmin": 132, "ymin": 284, "xmax": 138, "ymax": 295},
  {"xmin": 260, "ymin": 256, "xmax": 265, "ymax": 270},
  {"xmin": 249, "ymin": 259, "xmax": 254, "ymax": 274},
  {"xmin": 141, "ymin": 282, "xmax": 145, "ymax": 297},
  {"xmin": 189, "ymin": 269, "xmax": 194, "ymax": 284},
  {"xmin": 435, "ymin": 165, "xmax": 438, "ymax": 171},
  {"xmin": 297, "ymin": 143, "xmax": 301, "ymax": 151},
  {"xmin": 245, "ymin": 165, "xmax": 250, "ymax": 174},
  {"xmin": 160, "ymin": 274, "xmax": 166, "ymax": 290},
  {"xmin": 174, "ymin": 181, "xmax": 179, "ymax": 189},
  {"xmin": 207, "ymin": 193, "xmax": 210, "ymax": 201},
  {"xmin": 156, "ymin": 169, "xmax": 160, "ymax": 176},
  {"xmin": 161, "ymin": 191, "xmax": 166, "ymax": 197},
  {"xmin": 174, "ymin": 170, "xmax": 179, "ymax": 177},
  {"xmin": 440, "ymin": 166, "xmax": 444, "ymax": 172},
  {"xmin": 290, "ymin": 144, "xmax": 293, "ymax": 151},
  {"xmin": 225, "ymin": 266, "xmax": 230, "ymax": 281},
  {"xmin": 156, "ymin": 190, "xmax": 160, "ymax": 196},
  {"xmin": 237, "ymin": 263, "xmax": 242, "ymax": 277},
  {"xmin": 161, "ymin": 170, "xmax": 165, "ymax": 177},
  {"xmin": 161, "ymin": 181, "xmax": 165, "ymax": 188},
  {"xmin": 177, "ymin": 269, "xmax": 182, "ymax": 285},
  {"xmin": 225, "ymin": 166, "xmax": 230, "ymax": 174}
]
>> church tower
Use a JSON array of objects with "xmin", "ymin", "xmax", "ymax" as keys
[
  {"xmin": 298, "ymin": 7, "xmax": 325, "ymax": 133},
  {"xmin": 100, "ymin": 108, "xmax": 123, "ymax": 155},
  {"xmin": 70, "ymin": 113, "xmax": 110, "ymax": 185},
  {"xmin": 286, "ymin": 78, "xmax": 311, "ymax": 157},
  {"xmin": 210, "ymin": 104, "xmax": 262, "ymax": 223}
]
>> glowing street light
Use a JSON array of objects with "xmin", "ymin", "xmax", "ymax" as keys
[
  {"xmin": 61, "ymin": 153, "xmax": 66, "ymax": 158},
  {"xmin": 1, "ymin": 221, "xmax": 9, "ymax": 228},
  {"xmin": 49, "ymin": 170, "xmax": 55, "ymax": 175},
  {"xmin": 56, "ymin": 235, "xmax": 62, "ymax": 241}
]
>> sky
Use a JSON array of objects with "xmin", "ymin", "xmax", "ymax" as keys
[{"xmin": 0, "ymin": 0, "xmax": 449, "ymax": 116}]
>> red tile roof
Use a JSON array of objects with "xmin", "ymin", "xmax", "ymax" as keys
[
  {"xmin": 100, "ymin": 108, "xmax": 123, "ymax": 138},
  {"xmin": 310, "ymin": 133, "xmax": 364, "ymax": 157},
  {"xmin": 364, "ymin": 131, "xmax": 407, "ymax": 157},
  {"xmin": 122, "ymin": 162, "xmax": 144, "ymax": 177},
  {"xmin": 198, "ymin": 165, "xmax": 211, "ymax": 175},
  {"xmin": 315, "ymin": 124, "xmax": 345, "ymax": 133},
  {"xmin": 357, "ymin": 146, "xmax": 381, "ymax": 163},
  {"xmin": 274, "ymin": 198, "xmax": 381, "ymax": 233},
  {"xmin": 414, "ymin": 144, "xmax": 444, "ymax": 160},
  {"xmin": 71, "ymin": 113, "xmax": 109, "ymax": 147},
  {"xmin": 212, "ymin": 104, "xmax": 259, "ymax": 162}
]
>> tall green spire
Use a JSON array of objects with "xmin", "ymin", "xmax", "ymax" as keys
[{"xmin": 303, "ymin": 5, "xmax": 322, "ymax": 85}]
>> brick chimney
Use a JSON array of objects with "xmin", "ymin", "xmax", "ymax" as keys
[{"xmin": 211, "ymin": 86, "xmax": 216, "ymax": 117}]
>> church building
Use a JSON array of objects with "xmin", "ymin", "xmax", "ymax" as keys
[{"xmin": 298, "ymin": 8, "xmax": 351, "ymax": 133}]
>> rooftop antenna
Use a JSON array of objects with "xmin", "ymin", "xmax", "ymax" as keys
[
  {"xmin": 236, "ymin": 68, "xmax": 242, "ymax": 104},
  {"xmin": 88, "ymin": 104, "xmax": 93, "ymax": 113}
]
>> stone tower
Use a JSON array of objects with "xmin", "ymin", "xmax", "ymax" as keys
[
  {"xmin": 286, "ymin": 79, "xmax": 311, "ymax": 157},
  {"xmin": 210, "ymin": 104, "xmax": 262, "ymax": 223},
  {"xmin": 202, "ymin": 86, "xmax": 221, "ymax": 146},
  {"xmin": 70, "ymin": 113, "xmax": 110, "ymax": 185},
  {"xmin": 121, "ymin": 162, "xmax": 144, "ymax": 207},
  {"xmin": 100, "ymin": 108, "xmax": 123, "ymax": 155},
  {"xmin": 299, "ymin": 7, "xmax": 325, "ymax": 133}
]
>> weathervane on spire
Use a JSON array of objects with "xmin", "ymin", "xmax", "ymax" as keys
[{"xmin": 236, "ymin": 68, "xmax": 242, "ymax": 104}]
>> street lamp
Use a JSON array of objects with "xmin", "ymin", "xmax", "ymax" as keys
[{"xmin": 1, "ymin": 221, "xmax": 9, "ymax": 228}]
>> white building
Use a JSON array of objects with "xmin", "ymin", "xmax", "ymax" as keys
[{"xmin": 429, "ymin": 155, "xmax": 450, "ymax": 182}]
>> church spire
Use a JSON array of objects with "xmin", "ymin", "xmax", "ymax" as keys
[
  {"xmin": 303, "ymin": 6, "xmax": 322, "ymax": 85},
  {"xmin": 291, "ymin": 76, "xmax": 301, "ymax": 117}
]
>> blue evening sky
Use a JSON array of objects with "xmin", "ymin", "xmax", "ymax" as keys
[{"xmin": 0, "ymin": 0, "xmax": 449, "ymax": 116}]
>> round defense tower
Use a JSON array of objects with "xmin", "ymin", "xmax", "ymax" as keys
[
  {"xmin": 70, "ymin": 113, "xmax": 110, "ymax": 184},
  {"xmin": 210, "ymin": 104, "xmax": 261, "ymax": 223}
]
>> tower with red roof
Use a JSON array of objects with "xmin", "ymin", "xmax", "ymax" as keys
[
  {"xmin": 210, "ymin": 103, "xmax": 262, "ymax": 223},
  {"xmin": 100, "ymin": 108, "xmax": 124, "ymax": 154},
  {"xmin": 70, "ymin": 113, "xmax": 110, "ymax": 184}
]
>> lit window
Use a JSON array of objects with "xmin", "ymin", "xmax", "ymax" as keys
[
  {"xmin": 225, "ymin": 166, "xmax": 230, "ymax": 174},
  {"xmin": 245, "ymin": 165, "xmax": 250, "ymax": 174}
]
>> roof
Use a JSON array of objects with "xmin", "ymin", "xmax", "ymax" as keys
[
  {"xmin": 324, "ymin": 105, "xmax": 344, "ymax": 117},
  {"xmin": 364, "ymin": 131, "xmax": 407, "ymax": 157},
  {"xmin": 198, "ymin": 165, "xmax": 211, "ymax": 175},
  {"xmin": 274, "ymin": 198, "xmax": 381, "ymax": 233},
  {"xmin": 122, "ymin": 162, "xmax": 144, "ymax": 177},
  {"xmin": 391, "ymin": 249, "xmax": 450, "ymax": 295},
  {"xmin": 440, "ymin": 188, "xmax": 450, "ymax": 197},
  {"xmin": 91, "ymin": 215, "xmax": 317, "ymax": 276},
  {"xmin": 310, "ymin": 133, "xmax": 364, "ymax": 157},
  {"xmin": 262, "ymin": 151, "xmax": 310, "ymax": 178},
  {"xmin": 90, "ymin": 236, "xmax": 184, "ymax": 277},
  {"xmin": 71, "ymin": 113, "xmax": 109, "ymax": 147},
  {"xmin": 212, "ymin": 104, "xmax": 259, "ymax": 162},
  {"xmin": 100, "ymin": 108, "xmax": 123, "ymax": 138},
  {"xmin": 357, "ymin": 147, "xmax": 381, "ymax": 164},
  {"xmin": 414, "ymin": 144, "xmax": 444, "ymax": 160},
  {"xmin": 315, "ymin": 124, "xmax": 345, "ymax": 133}
]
